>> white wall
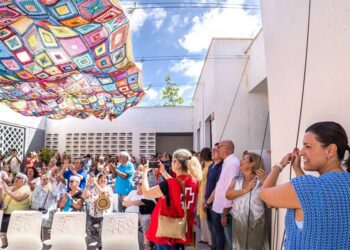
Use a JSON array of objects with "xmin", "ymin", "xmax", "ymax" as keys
[
  {"xmin": 46, "ymin": 106, "xmax": 193, "ymax": 156},
  {"xmin": 246, "ymin": 30, "xmax": 267, "ymax": 91},
  {"xmin": 193, "ymin": 38, "xmax": 270, "ymax": 159},
  {"xmin": 0, "ymin": 104, "xmax": 46, "ymax": 156},
  {"xmin": 261, "ymin": 0, "xmax": 350, "ymax": 247}
]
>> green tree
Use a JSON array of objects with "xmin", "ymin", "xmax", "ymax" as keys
[
  {"xmin": 161, "ymin": 75, "xmax": 184, "ymax": 106},
  {"xmin": 40, "ymin": 147, "xmax": 55, "ymax": 165}
]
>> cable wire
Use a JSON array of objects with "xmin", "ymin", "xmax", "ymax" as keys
[
  {"xmin": 278, "ymin": 1, "xmax": 312, "ymax": 249},
  {"xmin": 245, "ymin": 112, "xmax": 270, "ymax": 249},
  {"xmin": 219, "ymin": 59, "xmax": 249, "ymax": 140}
]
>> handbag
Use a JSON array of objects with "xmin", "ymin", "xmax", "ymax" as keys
[
  {"xmin": 95, "ymin": 192, "xmax": 111, "ymax": 211},
  {"xmin": 156, "ymin": 178, "xmax": 188, "ymax": 241}
]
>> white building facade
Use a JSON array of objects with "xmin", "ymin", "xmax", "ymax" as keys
[
  {"xmin": 0, "ymin": 104, "xmax": 46, "ymax": 160},
  {"xmin": 45, "ymin": 106, "xmax": 193, "ymax": 160},
  {"xmin": 192, "ymin": 34, "xmax": 271, "ymax": 164}
]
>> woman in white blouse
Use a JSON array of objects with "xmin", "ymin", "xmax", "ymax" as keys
[{"xmin": 82, "ymin": 173, "xmax": 113, "ymax": 249}]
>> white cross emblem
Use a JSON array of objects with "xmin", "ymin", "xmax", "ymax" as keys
[{"xmin": 180, "ymin": 187, "xmax": 195, "ymax": 209}]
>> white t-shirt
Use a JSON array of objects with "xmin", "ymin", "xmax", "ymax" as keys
[
  {"xmin": 125, "ymin": 190, "xmax": 144, "ymax": 213},
  {"xmin": 7, "ymin": 156, "xmax": 21, "ymax": 174}
]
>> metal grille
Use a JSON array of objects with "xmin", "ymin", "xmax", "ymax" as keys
[{"xmin": 0, "ymin": 123, "xmax": 25, "ymax": 159}]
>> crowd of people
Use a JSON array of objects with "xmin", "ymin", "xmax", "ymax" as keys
[{"xmin": 0, "ymin": 121, "xmax": 349, "ymax": 250}]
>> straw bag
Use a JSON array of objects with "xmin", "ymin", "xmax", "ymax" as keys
[
  {"xmin": 156, "ymin": 179, "xmax": 188, "ymax": 241},
  {"xmin": 95, "ymin": 192, "xmax": 111, "ymax": 211}
]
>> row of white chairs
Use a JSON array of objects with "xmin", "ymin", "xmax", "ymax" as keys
[{"xmin": 0, "ymin": 210, "xmax": 139, "ymax": 250}]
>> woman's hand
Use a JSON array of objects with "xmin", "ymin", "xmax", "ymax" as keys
[
  {"xmin": 246, "ymin": 178, "xmax": 257, "ymax": 191},
  {"xmin": 256, "ymin": 169, "xmax": 267, "ymax": 182},
  {"xmin": 158, "ymin": 161, "xmax": 166, "ymax": 174},
  {"xmin": 291, "ymin": 148, "xmax": 305, "ymax": 176},
  {"xmin": 291, "ymin": 148, "xmax": 301, "ymax": 168},
  {"xmin": 143, "ymin": 161, "xmax": 151, "ymax": 174},
  {"xmin": 2, "ymin": 180, "xmax": 9, "ymax": 193},
  {"xmin": 280, "ymin": 153, "xmax": 294, "ymax": 168},
  {"xmin": 87, "ymin": 177, "xmax": 94, "ymax": 188}
]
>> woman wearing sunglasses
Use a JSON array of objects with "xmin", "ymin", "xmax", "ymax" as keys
[{"xmin": 0, "ymin": 173, "xmax": 31, "ymax": 247}]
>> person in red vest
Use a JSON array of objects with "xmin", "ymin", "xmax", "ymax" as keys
[{"xmin": 141, "ymin": 149, "xmax": 202, "ymax": 250}]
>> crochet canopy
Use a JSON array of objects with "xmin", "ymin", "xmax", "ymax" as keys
[{"xmin": 0, "ymin": 0, "xmax": 144, "ymax": 120}]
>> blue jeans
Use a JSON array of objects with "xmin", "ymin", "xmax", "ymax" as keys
[
  {"xmin": 156, "ymin": 244, "xmax": 184, "ymax": 250},
  {"xmin": 207, "ymin": 205, "xmax": 217, "ymax": 250},
  {"xmin": 211, "ymin": 210, "xmax": 225, "ymax": 250},
  {"xmin": 211, "ymin": 210, "xmax": 232, "ymax": 250},
  {"xmin": 223, "ymin": 214, "xmax": 232, "ymax": 250}
]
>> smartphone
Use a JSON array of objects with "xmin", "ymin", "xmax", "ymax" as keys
[{"xmin": 149, "ymin": 161, "xmax": 160, "ymax": 168}]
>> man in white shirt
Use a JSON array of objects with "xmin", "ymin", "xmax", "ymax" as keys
[
  {"xmin": 212, "ymin": 140, "xmax": 240, "ymax": 250},
  {"xmin": 6, "ymin": 149, "xmax": 21, "ymax": 174}
]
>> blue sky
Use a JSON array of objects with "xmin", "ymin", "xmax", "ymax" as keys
[{"xmin": 121, "ymin": 0, "xmax": 262, "ymax": 106}]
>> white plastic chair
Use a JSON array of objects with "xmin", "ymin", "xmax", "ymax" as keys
[
  {"xmin": 50, "ymin": 212, "xmax": 86, "ymax": 250},
  {"xmin": 112, "ymin": 193, "xmax": 119, "ymax": 212},
  {"xmin": 5, "ymin": 210, "xmax": 43, "ymax": 250},
  {"xmin": 102, "ymin": 212, "xmax": 139, "ymax": 250}
]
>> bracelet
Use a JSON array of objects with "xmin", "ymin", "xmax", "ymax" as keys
[
  {"xmin": 221, "ymin": 213, "xmax": 228, "ymax": 217},
  {"xmin": 273, "ymin": 163, "xmax": 284, "ymax": 171}
]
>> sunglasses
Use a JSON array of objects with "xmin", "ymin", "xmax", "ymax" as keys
[{"xmin": 15, "ymin": 176, "xmax": 23, "ymax": 180}]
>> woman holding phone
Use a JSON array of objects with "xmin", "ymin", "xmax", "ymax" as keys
[{"xmin": 142, "ymin": 149, "xmax": 202, "ymax": 250}]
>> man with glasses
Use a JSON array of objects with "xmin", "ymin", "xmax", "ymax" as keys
[{"xmin": 211, "ymin": 140, "xmax": 240, "ymax": 250}]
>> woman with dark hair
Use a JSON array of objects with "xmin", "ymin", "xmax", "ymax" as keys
[
  {"xmin": 26, "ymin": 167, "xmax": 40, "ymax": 191},
  {"xmin": 226, "ymin": 152, "xmax": 268, "ymax": 250},
  {"xmin": 260, "ymin": 121, "xmax": 350, "ymax": 249},
  {"xmin": 142, "ymin": 149, "xmax": 202, "ymax": 250},
  {"xmin": 83, "ymin": 173, "xmax": 113, "ymax": 249},
  {"xmin": 197, "ymin": 147, "xmax": 213, "ymax": 245}
]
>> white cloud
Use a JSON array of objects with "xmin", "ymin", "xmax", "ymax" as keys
[
  {"xmin": 168, "ymin": 15, "xmax": 180, "ymax": 34},
  {"xmin": 178, "ymin": 85, "xmax": 193, "ymax": 97},
  {"xmin": 129, "ymin": 9, "xmax": 148, "ymax": 32},
  {"xmin": 168, "ymin": 15, "xmax": 190, "ymax": 34},
  {"xmin": 129, "ymin": 7, "xmax": 167, "ymax": 32},
  {"xmin": 170, "ymin": 59, "xmax": 204, "ymax": 80},
  {"xmin": 179, "ymin": 0, "xmax": 261, "ymax": 53},
  {"xmin": 149, "ymin": 8, "xmax": 167, "ymax": 30},
  {"xmin": 145, "ymin": 88, "xmax": 159, "ymax": 101}
]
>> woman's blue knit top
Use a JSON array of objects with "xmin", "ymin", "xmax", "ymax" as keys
[{"xmin": 285, "ymin": 171, "xmax": 350, "ymax": 250}]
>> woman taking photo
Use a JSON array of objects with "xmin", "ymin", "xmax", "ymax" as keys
[
  {"xmin": 83, "ymin": 173, "xmax": 113, "ymax": 249},
  {"xmin": 142, "ymin": 149, "xmax": 202, "ymax": 250},
  {"xmin": 0, "ymin": 173, "xmax": 31, "ymax": 247},
  {"xmin": 226, "ymin": 152, "xmax": 269, "ymax": 250},
  {"xmin": 260, "ymin": 121, "xmax": 350, "ymax": 249}
]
